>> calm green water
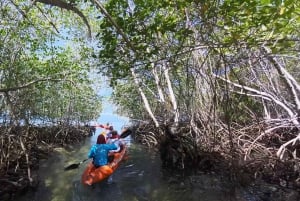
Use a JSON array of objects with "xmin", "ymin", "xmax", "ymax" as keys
[{"xmin": 15, "ymin": 135, "xmax": 290, "ymax": 201}]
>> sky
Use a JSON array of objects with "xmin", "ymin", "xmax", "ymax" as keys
[{"xmin": 92, "ymin": 79, "xmax": 129, "ymax": 138}]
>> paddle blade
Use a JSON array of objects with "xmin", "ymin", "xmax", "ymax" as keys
[
  {"xmin": 120, "ymin": 128, "xmax": 132, "ymax": 139},
  {"xmin": 64, "ymin": 163, "xmax": 80, "ymax": 171},
  {"xmin": 64, "ymin": 159, "xmax": 89, "ymax": 171}
]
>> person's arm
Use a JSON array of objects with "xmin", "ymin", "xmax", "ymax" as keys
[
  {"xmin": 114, "ymin": 146, "xmax": 121, "ymax": 152},
  {"xmin": 108, "ymin": 143, "xmax": 118, "ymax": 150},
  {"xmin": 109, "ymin": 140, "xmax": 121, "ymax": 152},
  {"xmin": 88, "ymin": 145, "xmax": 96, "ymax": 158}
]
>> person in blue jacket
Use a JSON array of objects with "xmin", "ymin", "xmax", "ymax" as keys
[{"xmin": 88, "ymin": 134, "xmax": 117, "ymax": 168}]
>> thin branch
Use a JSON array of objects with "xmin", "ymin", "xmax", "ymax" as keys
[
  {"xmin": 215, "ymin": 75, "xmax": 299, "ymax": 126},
  {"xmin": 245, "ymin": 123, "xmax": 293, "ymax": 160},
  {"xmin": 8, "ymin": 0, "xmax": 29, "ymax": 19},
  {"xmin": 35, "ymin": 0, "xmax": 91, "ymax": 37},
  {"xmin": 0, "ymin": 78, "xmax": 75, "ymax": 93},
  {"xmin": 262, "ymin": 47, "xmax": 300, "ymax": 110},
  {"xmin": 92, "ymin": 0, "xmax": 135, "ymax": 50},
  {"xmin": 35, "ymin": 5, "xmax": 60, "ymax": 33}
]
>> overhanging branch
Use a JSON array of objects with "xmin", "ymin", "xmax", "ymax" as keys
[
  {"xmin": 35, "ymin": 0, "xmax": 91, "ymax": 37},
  {"xmin": 0, "ymin": 78, "xmax": 75, "ymax": 93}
]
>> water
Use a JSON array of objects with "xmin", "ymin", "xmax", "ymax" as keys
[
  {"xmin": 15, "ymin": 132, "xmax": 297, "ymax": 201},
  {"xmin": 15, "ymin": 135, "xmax": 242, "ymax": 201}
]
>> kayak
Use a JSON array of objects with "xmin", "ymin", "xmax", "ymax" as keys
[{"xmin": 81, "ymin": 145, "xmax": 128, "ymax": 185}]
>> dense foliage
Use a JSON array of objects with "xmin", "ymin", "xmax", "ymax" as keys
[
  {"xmin": 1, "ymin": 0, "xmax": 298, "ymax": 166},
  {"xmin": 94, "ymin": 0, "xmax": 300, "ymax": 162},
  {"xmin": 0, "ymin": 0, "xmax": 102, "ymax": 125},
  {"xmin": 0, "ymin": 1, "xmax": 299, "ymax": 197}
]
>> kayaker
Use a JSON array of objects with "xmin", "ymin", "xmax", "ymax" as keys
[
  {"xmin": 107, "ymin": 130, "xmax": 120, "ymax": 144},
  {"xmin": 88, "ymin": 134, "xmax": 118, "ymax": 168},
  {"xmin": 97, "ymin": 123, "xmax": 112, "ymax": 131},
  {"xmin": 97, "ymin": 123, "xmax": 114, "ymax": 140},
  {"xmin": 106, "ymin": 125, "xmax": 114, "ymax": 139},
  {"xmin": 97, "ymin": 131, "xmax": 107, "ymax": 141},
  {"xmin": 106, "ymin": 130, "xmax": 123, "ymax": 164},
  {"xmin": 108, "ymin": 130, "xmax": 120, "ymax": 140}
]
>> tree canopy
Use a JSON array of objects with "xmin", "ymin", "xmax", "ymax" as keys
[
  {"xmin": 0, "ymin": 0, "xmax": 102, "ymax": 125},
  {"xmin": 1, "ymin": 0, "xmax": 299, "ymax": 160}
]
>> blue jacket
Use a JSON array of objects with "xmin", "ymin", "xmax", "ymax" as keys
[{"xmin": 88, "ymin": 144, "xmax": 118, "ymax": 166}]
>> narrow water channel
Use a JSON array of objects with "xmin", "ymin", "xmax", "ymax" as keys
[{"xmin": 16, "ymin": 133, "xmax": 259, "ymax": 201}]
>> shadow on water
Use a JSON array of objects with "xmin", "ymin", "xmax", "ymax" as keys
[{"xmin": 15, "ymin": 136, "xmax": 286, "ymax": 201}]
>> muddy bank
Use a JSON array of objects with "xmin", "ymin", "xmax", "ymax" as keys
[{"xmin": 0, "ymin": 125, "xmax": 95, "ymax": 201}]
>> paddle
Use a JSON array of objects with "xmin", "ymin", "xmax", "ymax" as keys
[
  {"xmin": 119, "ymin": 128, "xmax": 132, "ymax": 139},
  {"xmin": 64, "ymin": 158, "xmax": 89, "ymax": 171},
  {"xmin": 63, "ymin": 128, "xmax": 132, "ymax": 171}
]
